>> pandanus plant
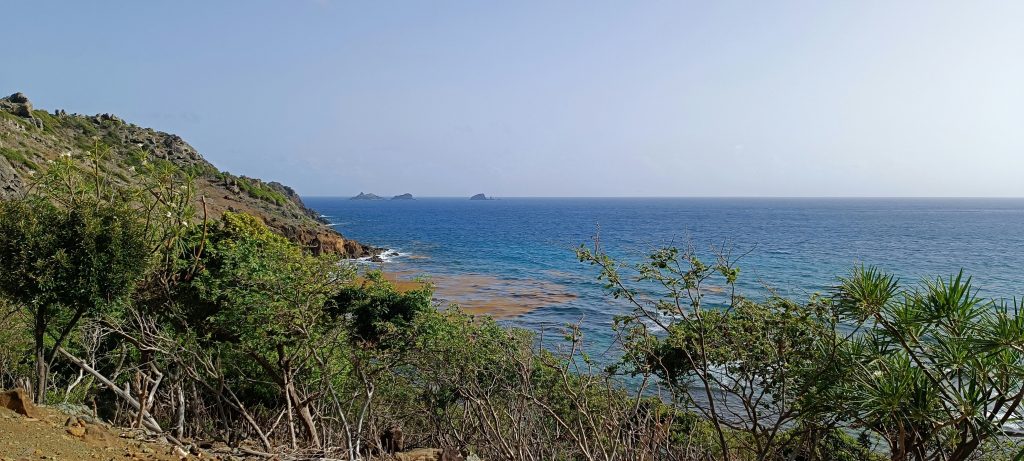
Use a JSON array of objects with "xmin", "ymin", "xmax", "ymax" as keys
[{"xmin": 834, "ymin": 266, "xmax": 1024, "ymax": 461}]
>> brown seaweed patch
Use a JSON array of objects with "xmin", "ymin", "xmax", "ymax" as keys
[{"xmin": 380, "ymin": 271, "xmax": 576, "ymax": 318}]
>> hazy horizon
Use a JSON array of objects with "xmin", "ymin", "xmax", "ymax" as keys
[
  {"xmin": 3, "ymin": 1, "xmax": 1022, "ymax": 197},
  {"xmin": 314, "ymin": 195, "xmax": 1024, "ymax": 199}
]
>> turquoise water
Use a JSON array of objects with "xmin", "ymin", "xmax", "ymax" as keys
[{"xmin": 306, "ymin": 197, "xmax": 1024, "ymax": 345}]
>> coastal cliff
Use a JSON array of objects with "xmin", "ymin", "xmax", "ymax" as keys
[{"xmin": 0, "ymin": 92, "xmax": 376, "ymax": 258}]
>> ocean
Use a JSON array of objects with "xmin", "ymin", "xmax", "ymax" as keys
[{"xmin": 306, "ymin": 197, "xmax": 1024, "ymax": 348}]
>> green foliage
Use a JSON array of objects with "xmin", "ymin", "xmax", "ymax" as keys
[
  {"xmin": 0, "ymin": 193, "xmax": 149, "ymax": 401},
  {"xmin": 835, "ymin": 267, "xmax": 1024, "ymax": 461},
  {"xmin": 330, "ymin": 271, "xmax": 433, "ymax": 343},
  {"xmin": 0, "ymin": 300, "xmax": 32, "ymax": 387},
  {"xmin": 651, "ymin": 296, "xmax": 837, "ymax": 410},
  {"xmin": 0, "ymin": 197, "xmax": 148, "ymax": 317},
  {"xmin": 190, "ymin": 212, "xmax": 352, "ymax": 346},
  {"xmin": 30, "ymin": 110, "xmax": 58, "ymax": 133},
  {"xmin": 215, "ymin": 173, "xmax": 290, "ymax": 207},
  {"xmin": 3, "ymin": 147, "xmax": 1022, "ymax": 460}
]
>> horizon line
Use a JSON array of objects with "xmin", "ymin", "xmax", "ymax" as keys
[{"xmin": 305, "ymin": 195, "xmax": 1024, "ymax": 200}]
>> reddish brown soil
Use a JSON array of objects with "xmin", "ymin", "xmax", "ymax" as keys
[{"xmin": 0, "ymin": 405, "xmax": 185, "ymax": 461}]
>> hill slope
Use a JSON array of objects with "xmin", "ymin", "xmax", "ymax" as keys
[{"xmin": 0, "ymin": 92, "xmax": 375, "ymax": 257}]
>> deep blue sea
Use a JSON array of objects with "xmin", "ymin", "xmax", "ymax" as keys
[{"xmin": 306, "ymin": 197, "xmax": 1024, "ymax": 348}]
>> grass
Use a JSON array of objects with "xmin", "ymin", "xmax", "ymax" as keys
[
  {"xmin": 0, "ymin": 111, "xmax": 32, "ymax": 129},
  {"xmin": 64, "ymin": 115, "xmax": 99, "ymax": 138},
  {"xmin": 0, "ymin": 147, "xmax": 39, "ymax": 170},
  {"xmin": 31, "ymin": 110, "xmax": 58, "ymax": 133}
]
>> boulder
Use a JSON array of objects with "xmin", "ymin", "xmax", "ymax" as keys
[
  {"xmin": 66, "ymin": 424, "xmax": 87, "ymax": 437},
  {"xmin": 0, "ymin": 388, "xmax": 37, "ymax": 418},
  {"xmin": 7, "ymin": 92, "xmax": 29, "ymax": 104}
]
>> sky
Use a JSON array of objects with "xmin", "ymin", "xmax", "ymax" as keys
[{"xmin": 2, "ymin": 1, "xmax": 1022, "ymax": 197}]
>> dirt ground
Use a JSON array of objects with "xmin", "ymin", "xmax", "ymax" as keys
[
  {"xmin": 0, "ymin": 389, "xmax": 463, "ymax": 461},
  {"xmin": 0, "ymin": 404, "xmax": 187, "ymax": 461}
]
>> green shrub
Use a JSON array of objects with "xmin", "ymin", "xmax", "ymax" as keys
[
  {"xmin": 330, "ymin": 271, "xmax": 433, "ymax": 344},
  {"xmin": 236, "ymin": 176, "xmax": 289, "ymax": 207}
]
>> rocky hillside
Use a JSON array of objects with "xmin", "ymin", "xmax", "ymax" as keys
[{"xmin": 0, "ymin": 92, "xmax": 376, "ymax": 258}]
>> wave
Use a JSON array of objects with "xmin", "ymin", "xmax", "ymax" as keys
[{"xmin": 355, "ymin": 248, "xmax": 407, "ymax": 264}]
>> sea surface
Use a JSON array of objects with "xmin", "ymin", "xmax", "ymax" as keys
[{"xmin": 306, "ymin": 197, "xmax": 1024, "ymax": 349}]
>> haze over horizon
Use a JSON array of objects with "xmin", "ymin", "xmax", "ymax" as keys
[{"xmin": 2, "ymin": 1, "xmax": 1022, "ymax": 197}]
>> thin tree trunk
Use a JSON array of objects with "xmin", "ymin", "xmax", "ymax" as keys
[
  {"xmin": 285, "ymin": 379, "xmax": 298, "ymax": 450},
  {"xmin": 175, "ymin": 385, "xmax": 185, "ymax": 440},
  {"xmin": 56, "ymin": 347, "xmax": 171, "ymax": 439},
  {"xmin": 288, "ymin": 381, "xmax": 321, "ymax": 448},
  {"xmin": 34, "ymin": 307, "xmax": 47, "ymax": 404}
]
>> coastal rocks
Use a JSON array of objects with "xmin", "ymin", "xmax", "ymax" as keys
[
  {"xmin": 392, "ymin": 193, "xmax": 414, "ymax": 200},
  {"xmin": 275, "ymin": 222, "xmax": 381, "ymax": 258},
  {"xmin": 469, "ymin": 193, "xmax": 491, "ymax": 200},
  {"xmin": 352, "ymin": 192, "xmax": 384, "ymax": 200},
  {"xmin": 0, "ymin": 388, "xmax": 37, "ymax": 418}
]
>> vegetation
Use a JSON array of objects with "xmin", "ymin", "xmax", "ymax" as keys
[
  {"xmin": 215, "ymin": 172, "xmax": 290, "ymax": 207},
  {"xmin": 0, "ymin": 146, "xmax": 39, "ymax": 170},
  {"xmin": 0, "ymin": 153, "xmax": 1021, "ymax": 460}
]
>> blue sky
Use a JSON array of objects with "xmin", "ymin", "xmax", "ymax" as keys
[{"xmin": 3, "ymin": 1, "xmax": 1022, "ymax": 197}]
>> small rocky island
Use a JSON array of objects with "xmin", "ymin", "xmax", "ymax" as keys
[
  {"xmin": 470, "ymin": 193, "xmax": 492, "ymax": 200},
  {"xmin": 392, "ymin": 193, "xmax": 414, "ymax": 200},
  {"xmin": 351, "ymin": 192, "xmax": 384, "ymax": 200}
]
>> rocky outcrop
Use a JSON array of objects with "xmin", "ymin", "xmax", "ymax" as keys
[
  {"xmin": 392, "ymin": 193, "xmax": 414, "ymax": 200},
  {"xmin": 0, "ymin": 388, "xmax": 36, "ymax": 418},
  {"xmin": 351, "ymin": 192, "xmax": 384, "ymax": 200},
  {"xmin": 0, "ymin": 92, "xmax": 378, "ymax": 258},
  {"xmin": 5, "ymin": 92, "xmax": 33, "ymax": 118},
  {"xmin": 0, "ymin": 157, "xmax": 24, "ymax": 199},
  {"xmin": 276, "ymin": 221, "xmax": 378, "ymax": 257},
  {"xmin": 469, "ymin": 193, "xmax": 491, "ymax": 200}
]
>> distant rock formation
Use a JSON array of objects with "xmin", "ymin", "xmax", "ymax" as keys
[
  {"xmin": 469, "ymin": 193, "xmax": 491, "ymax": 200},
  {"xmin": 392, "ymin": 193, "xmax": 414, "ymax": 200},
  {"xmin": 351, "ymin": 192, "xmax": 384, "ymax": 200}
]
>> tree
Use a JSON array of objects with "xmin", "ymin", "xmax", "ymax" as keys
[
  {"xmin": 577, "ymin": 243, "xmax": 845, "ymax": 460},
  {"xmin": 189, "ymin": 211, "xmax": 353, "ymax": 448},
  {"xmin": 834, "ymin": 267, "xmax": 1024, "ymax": 461},
  {"xmin": 0, "ymin": 196, "xmax": 149, "ymax": 402}
]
